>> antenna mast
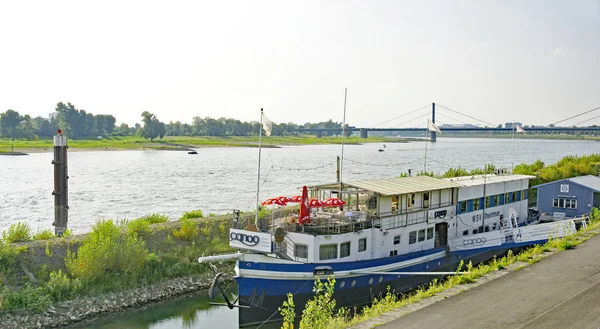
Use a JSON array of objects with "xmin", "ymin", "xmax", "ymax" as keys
[{"xmin": 340, "ymin": 88, "xmax": 347, "ymax": 191}]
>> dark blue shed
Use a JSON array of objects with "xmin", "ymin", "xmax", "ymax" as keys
[{"xmin": 532, "ymin": 175, "xmax": 600, "ymax": 217}]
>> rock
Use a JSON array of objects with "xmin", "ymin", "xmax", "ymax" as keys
[
  {"xmin": 36, "ymin": 321, "xmax": 42, "ymax": 328},
  {"xmin": 69, "ymin": 315, "xmax": 78, "ymax": 321}
]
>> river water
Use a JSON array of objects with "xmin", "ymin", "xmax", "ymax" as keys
[{"xmin": 1, "ymin": 138, "xmax": 599, "ymax": 233}]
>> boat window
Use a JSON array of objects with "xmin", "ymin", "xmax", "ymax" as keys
[
  {"xmin": 571, "ymin": 200, "xmax": 577, "ymax": 209},
  {"xmin": 418, "ymin": 229, "xmax": 425, "ymax": 242},
  {"xmin": 493, "ymin": 195, "xmax": 500, "ymax": 206},
  {"xmin": 389, "ymin": 250, "xmax": 398, "ymax": 256},
  {"xmin": 319, "ymin": 244, "xmax": 338, "ymax": 260},
  {"xmin": 407, "ymin": 194, "xmax": 415, "ymax": 208},
  {"xmin": 521, "ymin": 190, "xmax": 526, "ymax": 201},
  {"xmin": 516, "ymin": 191, "xmax": 521, "ymax": 201},
  {"xmin": 492, "ymin": 223, "xmax": 497, "ymax": 230},
  {"xmin": 423, "ymin": 192, "xmax": 430, "ymax": 209},
  {"xmin": 392, "ymin": 195, "xmax": 399, "ymax": 213},
  {"xmin": 484, "ymin": 225, "xmax": 490, "ymax": 232},
  {"xmin": 459, "ymin": 201, "xmax": 467, "ymax": 214},
  {"xmin": 294, "ymin": 244, "xmax": 308, "ymax": 259},
  {"xmin": 525, "ymin": 190, "xmax": 529, "ymax": 199},
  {"xmin": 340, "ymin": 242, "xmax": 351, "ymax": 258},
  {"xmin": 393, "ymin": 235, "xmax": 401, "ymax": 245},
  {"xmin": 463, "ymin": 230, "xmax": 469, "ymax": 236},
  {"xmin": 565, "ymin": 199, "xmax": 571, "ymax": 208},
  {"xmin": 559, "ymin": 199, "xmax": 565, "ymax": 208},
  {"xmin": 499, "ymin": 194, "xmax": 505, "ymax": 205},
  {"xmin": 553, "ymin": 198, "xmax": 559, "ymax": 207},
  {"xmin": 473, "ymin": 198, "xmax": 481, "ymax": 211},
  {"xmin": 409, "ymin": 231, "xmax": 417, "ymax": 244},
  {"xmin": 358, "ymin": 238, "xmax": 367, "ymax": 252},
  {"xmin": 472, "ymin": 229, "xmax": 477, "ymax": 235},
  {"xmin": 505, "ymin": 193, "xmax": 510, "ymax": 204},
  {"xmin": 427, "ymin": 227, "xmax": 434, "ymax": 240}
]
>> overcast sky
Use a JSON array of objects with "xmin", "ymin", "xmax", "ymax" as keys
[{"xmin": 0, "ymin": 0, "xmax": 599, "ymax": 127}]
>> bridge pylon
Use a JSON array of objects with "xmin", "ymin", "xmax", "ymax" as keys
[
  {"xmin": 360, "ymin": 128, "xmax": 368, "ymax": 138},
  {"xmin": 430, "ymin": 102, "xmax": 437, "ymax": 142}
]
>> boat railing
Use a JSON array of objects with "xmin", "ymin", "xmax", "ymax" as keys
[
  {"xmin": 274, "ymin": 234, "xmax": 309, "ymax": 262},
  {"xmin": 273, "ymin": 211, "xmax": 374, "ymax": 235}
]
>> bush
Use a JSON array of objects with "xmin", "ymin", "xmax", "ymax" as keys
[
  {"xmin": 0, "ymin": 241, "xmax": 17, "ymax": 284},
  {"xmin": 173, "ymin": 218, "xmax": 199, "ymax": 241},
  {"xmin": 2, "ymin": 222, "xmax": 32, "ymax": 243},
  {"xmin": 65, "ymin": 219, "xmax": 149, "ymax": 281},
  {"xmin": 138, "ymin": 213, "xmax": 169, "ymax": 224},
  {"xmin": 181, "ymin": 210, "xmax": 204, "ymax": 220},
  {"xmin": 1, "ymin": 284, "xmax": 51, "ymax": 312},
  {"xmin": 33, "ymin": 229, "xmax": 54, "ymax": 240},
  {"xmin": 126, "ymin": 218, "xmax": 151, "ymax": 236},
  {"xmin": 46, "ymin": 270, "xmax": 81, "ymax": 301}
]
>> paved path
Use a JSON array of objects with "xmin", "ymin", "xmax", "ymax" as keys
[{"xmin": 378, "ymin": 235, "xmax": 600, "ymax": 329}]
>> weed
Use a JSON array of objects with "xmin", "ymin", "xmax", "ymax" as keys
[
  {"xmin": 33, "ymin": 229, "xmax": 54, "ymax": 240},
  {"xmin": 2, "ymin": 222, "xmax": 31, "ymax": 243},
  {"xmin": 173, "ymin": 218, "xmax": 199, "ymax": 241},
  {"xmin": 127, "ymin": 218, "xmax": 151, "ymax": 236},
  {"xmin": 46, "ymin": 270, "xmax": 81, "ymax": 301},
  {"xmin": 65, "ymin": 219, "xmax": 149, "ymax": 281},
  {"xmin": 181, "ymin": 210, "xmax": 204, "ymax": 220},
  {"xmin": 138, "ymin": 213, "xmax": 169, "ymax": 224}
]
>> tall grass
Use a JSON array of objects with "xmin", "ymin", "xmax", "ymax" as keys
[{"xmin": 138, "ymin": 213, "xmax": 169, "ymax": 224}]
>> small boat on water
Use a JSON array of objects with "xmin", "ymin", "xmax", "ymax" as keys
[
  {"xmin": 378, "ymin": 148, "xmax": 384, "ymax": 152},
  {"xmin": 188, "ymin": 150, "xmax": 198, "ymax": 155}
]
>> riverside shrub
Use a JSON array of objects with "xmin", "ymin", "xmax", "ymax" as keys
[
  {"xmin": 173, "ymin": 218, "xmax": 199, "ymax": 241},
  {"xmin": 181, "ymin": 210, "xmax": 204, "ymax": 220},
  {"xmin": 2, "ymin": 222, "xmax": 31, "ymax": 243},
  {"xmin": 65, "ymin": 219, "xmax": 149, "ymax": 281},
  {"xmin": 138, "ymin": 213, "xmax": 169, "ymax": 224},
  {"xmin": 33, "ymin": 229, "xmax": 54, "ymax": 240}
]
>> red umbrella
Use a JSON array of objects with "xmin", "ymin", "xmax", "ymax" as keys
[
  {"xmin": 261, "ymin": 197, "xmax": 287, "ymax": 206},
  {"xmin": 276, "ymin": 196, "xmax": 291, "ymax": 204},
  {"xmin": 288, "ymin": 195, "xmax": 302, "ymax": 203},
  {"xmin": 323, "ymin": 197, "xmax": 346, "ymax": 207},
  {"xmin": 299, "ymin": 186, "xmax": 310, "ymax": 225},
  {"xmin": 308, "ymin": 199, "xmax": 324, "ymax": 208}
]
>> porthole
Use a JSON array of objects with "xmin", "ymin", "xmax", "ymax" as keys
[
  {"xmin": 378, "ymin": 276, "xmax": 383, "ymax": 283},
  {"xmin": 351, "ymin": 280, "xmax": 356, "ymax": 287},
  {"xmin": 246, "ymin": 263, "xmax": 252, "ymax": 267},
  {"xmin": 339, "ymin": 281, "xmax": 346, "ymax": 288},
  {"xmin": 426, "ymin": 264, "xmax": 429, "ymax": 270},
  {"xmin": 368, "ymin": 278, "xmax": 374, "ymax": 285}
]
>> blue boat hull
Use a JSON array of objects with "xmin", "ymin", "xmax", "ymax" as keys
[{"xmin": 235, "ymin": 239, "xmax": 546, "ymax": 327}]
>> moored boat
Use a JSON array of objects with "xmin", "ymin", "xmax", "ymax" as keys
[{"xmin": 200, "ymin": 173, "xmax": 577, "ymax": 327}]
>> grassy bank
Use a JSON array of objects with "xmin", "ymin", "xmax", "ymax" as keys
[
  {"xmin": 0, "ymin": 211, "xmax": 239, "ymax": 313},
  {"xmin": 280, "ymin": 208, "xmax": 600, "ymax": 329},
  {"xmin": 0, "ymin": 135, "xmax": 399, "ymax": 152}
]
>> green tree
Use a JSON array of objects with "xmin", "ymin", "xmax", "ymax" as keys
[
  {"xmin": 0, "ymin": 110, "xmax": 22, "ymax": 140},
  {"xmin": 140, "ymin": 111, "xmax": 165, "ymax": 140}
]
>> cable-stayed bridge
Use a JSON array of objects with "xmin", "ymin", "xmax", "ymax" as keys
[{"xmin": 297, "ymin": 103, "xmax": 600, "ymax": 140}]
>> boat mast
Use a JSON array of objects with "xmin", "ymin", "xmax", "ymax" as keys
[
  {"xmin": 340, "ymin": 88, "xmax": 347, "ymax": 193},
  {"xmin": 423, "ymin": 121, "xmax": 429, "ymax": 173},
  {"xmin": 255, "ymin": 108, "xmax": 264, "ymax": 225}
]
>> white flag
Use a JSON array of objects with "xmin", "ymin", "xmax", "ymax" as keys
[
  {"xmin": 262, "ymin": 114, "xmax": 273, "ymax": 136},
  {"xmin": 516, "ymin": 125, "xmax": 525, "ymax": 133},
  {"xmin": 427, "ymin": 120, "xmax": 442, "ymax": 134}
]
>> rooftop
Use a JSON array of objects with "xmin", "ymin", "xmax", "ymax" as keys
[
  {"xmin": 309, "ymin": 175, "xmax": 460, "ymax": 196},
  {"xmin": 443, "ymin": 174, "xmax": 536, "ymax": 187},
  {"xmin": 532, "ymin": 175, "xmax": 600, "ymax": 192}
]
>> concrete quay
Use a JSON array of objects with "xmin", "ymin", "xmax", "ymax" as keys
[{"xmin": 367, "ymin": 233, "xmax": 600, "ymax": 329}]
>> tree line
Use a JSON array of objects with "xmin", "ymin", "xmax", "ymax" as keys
[{"xmin": 0, "ymin": 102, "xmax": 351, "ymax": 140}]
